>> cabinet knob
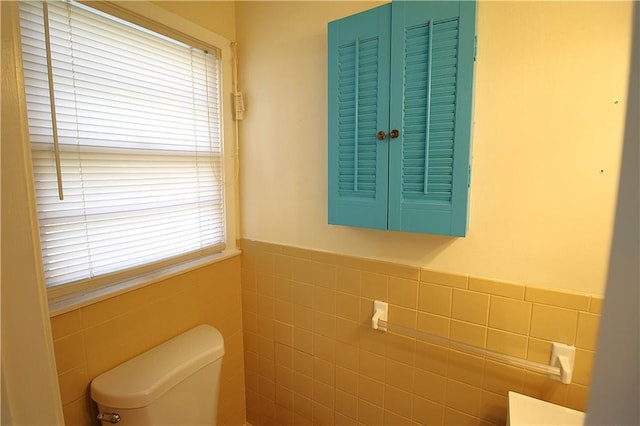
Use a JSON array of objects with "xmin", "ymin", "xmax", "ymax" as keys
[
  {"xmin": 390, "ymin": 129, "xmax": 400, "ymax": 139},
  {"xmin": 376, "ymin": 130, "xmax": 386, "ymax": 140}
]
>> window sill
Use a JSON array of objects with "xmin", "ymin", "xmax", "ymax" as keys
[{"xmin": 48, "ymin": 249, "xmax": 242, "ymax": 317}]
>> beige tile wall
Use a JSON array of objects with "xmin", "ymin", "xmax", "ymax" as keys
[
  {"xmin": 240, "ymin": 240, "xmax": 602, "ymax": 426},
  {"xmin": 50, "ymin": 256, "xmax": 246, "ymax": 426}
]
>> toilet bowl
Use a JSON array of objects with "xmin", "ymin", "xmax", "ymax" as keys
[{"xmin": 91, "ymin": 325, "xmax": 224, "ymax": 425}]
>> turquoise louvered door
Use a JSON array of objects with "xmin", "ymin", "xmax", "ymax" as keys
[
  {"xmin": 328, "ymin": 5, "xmax": 391, "ymax": 230},
  {"xmin": 388, "ymin": 1, "xmax": 476, "ymax": 236}
]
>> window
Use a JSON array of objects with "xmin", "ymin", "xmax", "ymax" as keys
[{"xmin": 19, "ymin": 1, "xmax": 227, "ymax": 291}]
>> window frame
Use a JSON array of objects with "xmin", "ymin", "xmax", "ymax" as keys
[{"xmin": 18, "ymin": 0, "xmax": 239, "ymax": 315}]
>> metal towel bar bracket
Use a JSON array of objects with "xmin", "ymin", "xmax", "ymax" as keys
[{"xmin": 371, "ymin": 300, "xmax": 575, "ymax": 384}]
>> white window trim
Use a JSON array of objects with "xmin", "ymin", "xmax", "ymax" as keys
[{"xmin": 22, "ymin": 0, "xmax": 240, "ymax": 315}]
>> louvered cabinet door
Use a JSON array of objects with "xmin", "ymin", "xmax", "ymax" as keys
[
  {"xmin": 328, "ymin": 4, "xmax": 391, "ymax": 230},
  {"xmin": 388, "ymin": 1, "xmax": 475, "ymax": 236}
]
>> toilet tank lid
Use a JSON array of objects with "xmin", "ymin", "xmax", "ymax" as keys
[{"xmin": 90, "ymin": 325, "xmax": 224, "ymax": 409}]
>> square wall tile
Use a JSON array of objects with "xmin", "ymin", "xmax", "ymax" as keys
[
  {"xmin": 274, "ymin": 255, "xmax": 295, "ymax": 280},
  {"xmin": 384, "ymin": 385, "xmax": 413, "ymax": 419},
  {"xmin": 335, "ymin": 389, "xmax": 358, "ymax": 419},
  {"xmin": 51, "ymin": 310, "xmax": 82, "ymax": 340},
  {"xmin": 530, "ymin": 304, "xmax": 578, "ymax": 344},
  {"xmin": 336, "ymin": 366, "xmax": 359, "ymax": 395},
  {"xmin": 313, "ymin": 380, "xmax": 335, "ymax": 409},
  {"xmin": 293, "ymin": 350, "xmax": 314, "ymax": 377},
  {"xmin": 293, "ymin": 392, "xmax": 313, "ymax": 419},
  {"xmin": 385, "ymin": 359, "xmax": 414, "ymax": 390},
  {"xmin": 291, "ymin": 258, "xmax": 316, "ymax": 285},
  {"xmin": 415, "ymin": 341, "xmax": 448, "ymax": 376},
  {"xmin": 389, "ymin": 304, "xmax": 417, "ymax": 329},
  {"xmin": 483, "ymin": 360, "xmax": 525, "ymax": 395},
  {"xmin": 257, "ymin": 273, "xmax": 276, "ymax": 297},
  {"xmin": 312, "ymin": 262, "xmax": 338, "ymax": 289},
  {"xmin": 293, "ymin": 282, "xmax": 314, "ymax": 308},
  {"xmin": 81, "ymin": 296, "xmax": 121, "ymax": 328},
  {"xmin": 383, "ymin": 409, "xmax": 411, "ymax": 426},
  {"xmin": 336, "ymin": 292, "xmax": 360, "ymax": 322},
  {"xmin": 488, "ymin": 296, "xmax": 531, "ymax": 335},
  {"xmin": 336, "ymin": 267, "xmax": 360, "ymax": 296},
  {"xmin": 417, "ymin": 312, "xmax": 449, "ymax": 338},
  {"xmin": 292, "ymin": 327, "xmax": 313, "ymax": 356},
  {"xmin": 276, "ymin": 384, "xmax": 294, "ymax": 410},
  {"xmin": 333, "ymin": 318, "xmax": 359, "ymax": 353},
  {"xmin": 486, "ymin": 328, "xmax": 528, "ymax": 359},
  {"xmin": 412, "ymin": 395, "xmax": 444, "ymax": 425},
  {"xmin": 313, "ymin": 401, "xmax": 335, "ymax": 425},
  {"xmin": 57, "ymin": 366, "xmax": 89, "ymax": 405},
  {"xmin": 275, "ymin": 365, "xmax": 293, "ymax": 389},
  {"xmin": 447, "ymin": 350, "xmax": 484, "ymax": 387},
  {"xmin": 576, "ymin": 312, "xmax": 600, "ymax": 350},
  {"xmin": 589, "ymin": 297, "xmax": 604, "ymax": 314},
  {"xmin": 359, "ymin": 376, "xmax": 384, "ymax": 406},
  {"xmin": 274, "ymin": 321, "xmax": 292, "ymax": 346},
  {"xmin": 573, "ymin": 349, "xmax": 595, "ymax": 386},
  {"xmin": 361, "ymin": 272, "xmax": 388, "ymax": 300},
  {"xmin": 418, "ymin": 282, "xmax": 452, "ymax": 317},
  {"xmin": 385, "ymin": 333, "xmax": 416, "ymax": 366},
  {"xmin": 274, "ymin": 277, "xmax": 294, "ymax": 302},
  {"xmin": 241, "ymin": 269, "xmax": 258, "ymax": 293},
  {"xmin": 450, "ymin": 320, "xmax": 486, "ymax": 348},
  {"xmin": 413, "ymin": 368, "xmax": 446, "ymax": 404},
  {"xmin": 293, "ymin": 373, "xmax": 313, "ymax": 400},
  {"xmin": 526, "ymin": 338, "xmax": 552, "ymax": 364},
  {"xmin": 388, "ymin": 277, "xmax": 418, "ymax": 309},
  {"xmin": 358, "ymin": 399, "xmax": 384, "ymax": 425},
  {"xmin": 274, "ymin": 342, "xmax": 292, "ymax": 368},
  {"xmin": 359, "ymin": 349, "xmax": 386, "ymax": 382},
  {"xmin": 314, "ymin": 357, "xmax": 335, "ymax": 386},
  {"xmin": 313, "ymin": 286, "xmax": 336, "ymax": 315},
  {"xmin": 451, "ymin": 289, "xmax": 489, "ymax": 325},
  {"xmin": 313, "ymin": 333, "xmax": 336, "ymax": 363},
  {"xmin": 274, "ymin": 300, "xmax": 293, "ymax": 325},
  {"xmin": 445, "ymin": 380, "xmax": 482, "ymax": 417}
]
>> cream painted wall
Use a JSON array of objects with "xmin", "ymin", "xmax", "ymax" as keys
[
  {"xmin": 236, "ymin": 1, "xmax": 633, "ymax": 296},
  {"xmin": 152, "ymin": 1, "xmax": 236, "ymax": 41}
]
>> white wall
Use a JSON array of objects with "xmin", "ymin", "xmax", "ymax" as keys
[
  {"xmin": 587, "ymin": 3, "xmax": 639, "ymax": 424},
  {"xmin": 236, "ymin": 1, "xmax": 634, "ymax": 295}
]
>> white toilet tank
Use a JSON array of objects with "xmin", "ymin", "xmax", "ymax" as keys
[{"xmin": 91, "ymin": 325, "xmax": 224, "ymax": 426}]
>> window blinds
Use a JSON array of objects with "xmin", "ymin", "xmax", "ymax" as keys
[{"xmin": 19, "ymin": 0, "xmax": 225, "ymax": 288}]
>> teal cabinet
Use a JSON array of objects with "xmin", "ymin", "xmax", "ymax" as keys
[{"xmin": 328, "ymin": 1, "xmax": 476, "ymax": 236}]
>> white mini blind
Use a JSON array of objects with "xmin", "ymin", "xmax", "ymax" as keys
[{"xmin": 19, "ymin": 0, "xmax": 225, "ymax": 288}]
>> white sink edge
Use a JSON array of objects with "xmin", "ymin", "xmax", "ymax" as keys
[{"xmin": 508, "ymin": 391, "xmax": 586, "ymax": 426}]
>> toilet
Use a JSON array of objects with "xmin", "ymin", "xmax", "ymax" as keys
[{"xmin": 91, "ymin": 325, "xmax": 224, "ymax": 425}]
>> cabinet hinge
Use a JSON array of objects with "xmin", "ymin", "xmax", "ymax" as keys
[
  {"xmin": 468, "ymin": 164, "xmax": 472, "ymax": 188},
  {"xmin": 474, "ymin": 35, "xmax": 477, "ymax": 61}
]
